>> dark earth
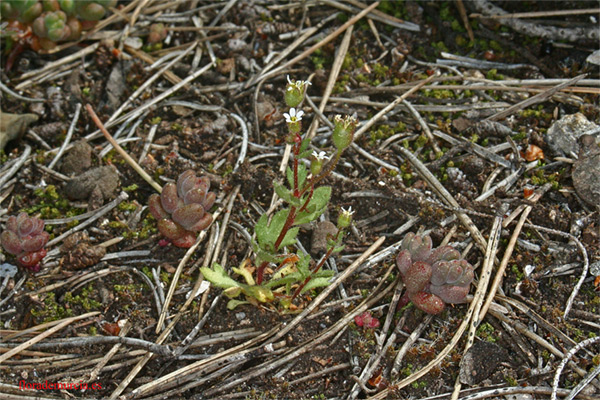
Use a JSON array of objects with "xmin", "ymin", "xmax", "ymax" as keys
[{"xmin": 0, "ymin": 1, "xmax": 599, "ymax": 400}]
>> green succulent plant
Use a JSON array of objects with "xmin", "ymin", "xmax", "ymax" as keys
[{"xmin": 1, "ymin": 0, "xmax": 117, "ymax": 49}]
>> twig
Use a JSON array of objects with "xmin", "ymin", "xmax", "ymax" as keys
[
  {"xmin": 137, "ymin": 123, "xmax": 158, "ymax": 164},
  {"xmin": 47, "ymin": 103, "xmax": 81, "ymax": 170},
  {"xmin": 0, "ymin": 145, "xmax": 31, "ymax": 191},
  {"xmin": 229, "ymin": 114, "xmax": 248, "ymax": 173},
  {"xmin": 86, "ymin": 104, "xmax": 162, "ymax": 193},
  {"xmin": 46, "ymin": 191, "xmax": 129, "ymax": 248},
  {"xmin": 470, "ymin": 8, "xmax": 600, "ymax": 19},
  {"xmin": 0, "ymin": 80, "xmax": 44, "ymax": 102},
  {"xmin": 353, "ymin": 75, "xmax": 435, "ymax": 141},
  {"xmin": 306, "ymin": 25, "xmax": 354, "ymax": 139},
  {"xmin": 0, "ymin": 312, "xmax": 100, "ymax": 364},
  {"xmin": 452, "ymin": 214, "xmax": 503, "ymax": 400},
  {"xmin": 471, "ymin": 0, "xmax": 599, "ymax": 42},
  {"xmin": 403, "ymin": 100, "xmax": 441, "ymax": 154},
  {"xmin": 396, "ymin": 146, "xmax": 488, "ymax": 253},
  {"xmin": 155, "ymin": 231, "xmax": 208, "ymax": 334},
  {"xmin": 86, "ymin": 321, "xmax": 132, "ymax": 382},
  {"xmin": 390, "ymin": 313, "xmax": 434, "ymax": 377},
  {"xmin": 458, "ymin": 386, "xmax": 599, "ymax": 400},
  {"xmin": 258, "ymin": 2, "xmax": 381, "ymax": 84},
  {"xmin": 486, "ymin": 74, "xmax": 586, "ymax": 121},
  {"xmin": 113, "ymin": 42, "xmax": 198, "ymax": 124},
  {"xmin": 551, "ymin": 336, "xmax": 600, "ymax": 400}
]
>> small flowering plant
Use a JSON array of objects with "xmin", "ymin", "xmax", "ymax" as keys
[{"xmin": 201, "ymin": 76, "xmax": 359, "ymax": 310}]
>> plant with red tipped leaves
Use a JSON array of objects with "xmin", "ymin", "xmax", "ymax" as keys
[
  {"xmin": 148, "ymin": 170, "xmax": 215, "ymax": 248},
  {"xmin": 1, "ymin": 213, "xmax": 49, "ymax": 272},
  {"xmin": 396, "ymin": 233, "xmax": 474, "ymax": 315}
]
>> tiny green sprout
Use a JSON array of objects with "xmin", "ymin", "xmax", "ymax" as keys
[{"xmin": 150, "ymin": 116, "xmax": 161, "ymax": 125}]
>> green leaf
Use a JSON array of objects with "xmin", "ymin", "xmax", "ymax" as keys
[
  {"xmin": 232, "ymin": 266, "xmax": 256, "ymax": 285},
  {"xmin": 254, "ymin": 214, "xmax": 270, "ymax": 249},
  {"xmin": 294, "ymin": 186, "xmax": 332, "ymax": 225},
  {"xmin": 286, "ymin": 165, "xmax": 307, "ymax": 190},
  {"xmin": 244, "ymin": 285, "xmax": 274, "ymax": 303},
  {"xmin": 264, "ymin": 272, "xmax": 302, "ymax": 289},
  {"xmin": 227, "ymin": 299, "xmax": 249, "ymax": 310},
  {"xmin": 200, "ymin": 264, "xmax": 242, "ymax": 290},
  {"xmin": 277, "ymin": 227, "xmax": 299, "ymax": 250},
  {"xmin": 301, "ymin": 277, "xmax": 333, "ymax": 294},
  {"xmin": 296, "ymin": 253, "xmax": 312, "ymax": 278},
  {"xmin": 253, "ymin": 245, "xmax": 286, "ymax": 265},
  {"xmin": 274, "ymin": 181, "xmax": 302, "ymax": 206},
  {"xmin": 299, "ymin": 136, "xmax": 311, "ymax": 154}
]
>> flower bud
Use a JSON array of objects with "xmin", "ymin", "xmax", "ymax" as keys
[
  {"xmin": 332, "ymin": 115, "xmax": 357, "ymax": 151},
  {"xmin": 310, "ymin": 151, "xmax": 328, "ymax": 176},
  {"xmin": 284, "ymin": 75, "xmax": 311, "ymax": 108},
  {"xmin": 337, "ymin": 206, "xmax": 354, "ymax": 229}
]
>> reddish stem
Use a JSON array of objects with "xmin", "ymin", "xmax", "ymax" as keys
[
  {"xmin": 298, "ymin": 186, "xmax": 313, "ymax": 213},
  {"xmin": 300, "ymin": 151, "xmax": 341, "ymax": 196},
  {"xmin": 291, "ymin": 229, "xmax": 342, "ymax": 300}
]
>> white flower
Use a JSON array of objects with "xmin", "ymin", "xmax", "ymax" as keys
[
  {"xmin": 341, "ymin": 206, "xmax": 355, "ymax": 216},
  {"xmin": 312, "ymin": 150, "xmax": 329, "ymax": 161},
  {"xmin": 287, "ymin": 75, "xmax": 312, "ymax": 91},
  {"xmin": 283, "ymin": 107, "xmax": 304, "ymax": 123}
]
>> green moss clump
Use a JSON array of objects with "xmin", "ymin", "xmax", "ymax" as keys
[
  {"xmin": 63, "ymin": 284, "xmax": 102, "ymax": 312},
  {"xmin": 31, "ymin": 292, "xmax": 72, "ymax": 323}
]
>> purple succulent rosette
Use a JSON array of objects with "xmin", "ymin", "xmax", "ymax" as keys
[
  {"xmin": 396, "ymin": 233, "xmax": 474, "ymax": 314},
  {"xmin": 1, "ymin": 213, "xmax": 49, "ymax": 272},
  {"xmin": 148, "ymin": 170, "xmax": 215, "ymax": 248}
]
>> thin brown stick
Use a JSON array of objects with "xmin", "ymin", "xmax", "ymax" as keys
[{"xmin": 85, "ymin": 104, "xmax": 162, "ymax": 193}]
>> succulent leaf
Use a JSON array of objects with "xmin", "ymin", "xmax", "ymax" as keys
[
  {"xmin": 396, "ymin": 250, "xmax": 414, "ymax": 276},
  {"xmin": 160, "ymin": 183, "xmax": 180, "ymax": 213},
  {"xmin": 148, "ymin": 194, "xmax": 169, "ymax": 220},
  {"xmin": 171, "ymin": 203, "xmax": 205, "ymax": 230},
  {"xmin": 157, "ymin": 218, "xmax": 186, "ymax": 241},
  {"xmin": 430, "ymin": 284, "xmax": 470, "ymax": 304},
  {"xmin": 176, "ymin": 170, "xmax": 196, "ymax": 198},
  {"xmin": 188, "ymin": 213, "xmax": 213, "ymax": 232},
  {"xmin": 21, "ymin": 231, "xmax": 49, "ymax": 252},
  {"xmin": 409, "ymin": 291, "xmax": 445, "ymax": 315},
  {"xmin": 172, "ymin": 233, "xmax": 197, "ymax": 248},
  {"xmin": 1, "ymin": 231, "xmax": 23, "ymax": 255},
  {"xmin": 404, "ymin": 261, "xmax": 432, "ymax": 293}
]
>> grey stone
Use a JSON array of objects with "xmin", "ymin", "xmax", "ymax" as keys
[
  {"xmin": 572, "ymin": 134, "xmax": 600, "ymax": 208},
  {"xmin": 546, "ymin": 113, "xmax": 599, "ymax": 157}
]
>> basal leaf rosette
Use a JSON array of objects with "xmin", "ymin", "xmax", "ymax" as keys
[
  {"xmin": 396, "ymin": 233, "xmax": 474, "ymax": 315},
  {"xmin": 0, "ymin": 212, "xmax": 49, "ymax": 272},
  {"xmin": 148, "ymin": 170, "xmax": 216, "ymax": 248}
]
